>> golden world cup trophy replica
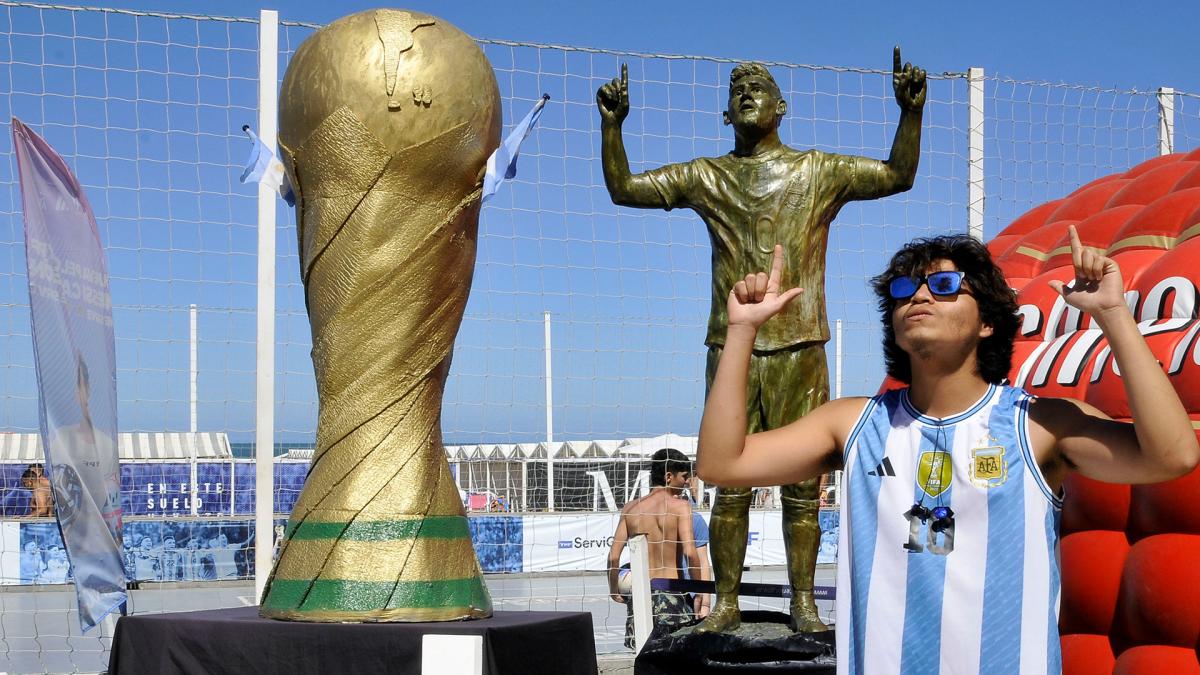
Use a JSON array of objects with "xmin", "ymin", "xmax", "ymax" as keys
[{"xmin": 259, "ymin": 9, "xmax": 501, "ymax": 622}]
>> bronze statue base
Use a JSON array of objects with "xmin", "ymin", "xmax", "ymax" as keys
[{"xmin": 635, "ymin": 611, "xmax": 835, "ymax": 674}]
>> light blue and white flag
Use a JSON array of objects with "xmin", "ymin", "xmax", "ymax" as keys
[
  {"xmin": 240, "ymin": 125, "xmax": 295, "ymax": 206},
  {"xmin": 13, "ymin": 117, "xmax": 127, "ymax": 632},
  {"xmin": 482, "ymin": 94, "xmax": 550, "ymax": 203}
]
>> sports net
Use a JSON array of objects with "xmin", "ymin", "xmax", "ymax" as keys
[{"xmin": 0, "ymin": 2, "xmax": 1193, "ymax": 669}]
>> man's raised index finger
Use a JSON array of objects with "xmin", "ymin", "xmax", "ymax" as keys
[
  {"xmin": 893, "ymin": 46, "xmax": 902, "ymax": 74},
  {"xmin": 621, "ymin": 63, "xmax": 628, "ymax": 88},
  {"xmin": 769, "ymin": 244, "xmax": 785, "ymax": 283},
  {"xmin": 1068, "ymin": 224, "xmax": 1083, "ymax": 270}
]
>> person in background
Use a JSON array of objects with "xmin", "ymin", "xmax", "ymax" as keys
[
  {"xmin": 608, "ymin": 448, "xmax": 703, "ymax": 648},
  {"xmin": 682, "ymin": 479, "xmax": 713, "ymax": 619},
  {"xmin": 159, "ymin": 535, "xmax": 183, "ymax": 582},
  {"xmin": 130, "ymin": 536, "xmax": 159, "ymax": 581},
  {"xmin": 21, "ymin": 464, "xmax": 54, "ymax": 517}
]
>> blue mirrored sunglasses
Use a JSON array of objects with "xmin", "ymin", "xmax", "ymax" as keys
[{"xmin": 889, "ymin": 270, "xmax": 967, "ymax": 300}]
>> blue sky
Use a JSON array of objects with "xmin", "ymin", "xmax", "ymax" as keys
[
  {"xmin": 0, "ymin": 0, "xmax": 1196, "ymax": 446},
  {"xmin": 98, "ymin": 0, "xmax": 1200, "ymax": 94}
]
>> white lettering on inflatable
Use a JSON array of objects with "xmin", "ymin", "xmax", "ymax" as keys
[
  {"xmin": 1140, "ymin": 276, "xmax": 1196, "ymax": 322},
  {"xmin": 1014, "ymin": 341, "xmax": 1052, "ymax": 388},
  {"xmin": 1168, "ymin": 321, "xmax": 1200, "ymax": 375},
  {"xmin": 1056, "ymin": 329, "xmax": 1104, "ymax": 387},
  {"xmin": 1031, "ymin": 333, "xmax": 1074, "ymax": 387},
  {"xmin": 1017, "ymin": 279, "xmax": 1197, "ymax": 389},
  {"xmin": 1018, "ymin": 304, "xmax": 1043, "ymax": 337},
  {"xmin": 1045, "ymin": 296, "xmax": 1083, "ymax": 341},
  {"xmin": 1091, "ymin": 318, "xmax": 1190, "ymax": 381}
]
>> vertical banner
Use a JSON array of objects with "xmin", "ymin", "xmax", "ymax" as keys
[{"xmin": 13, "ymin": 118, "xmax": 127, "ymax": 631}]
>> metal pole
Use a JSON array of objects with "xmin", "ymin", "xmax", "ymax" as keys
[
  {"xmin": 968, "ymin": 67, "xmax": 985, "ymax": 241},
  {"xmin": 486, "ymin": 461, "xmax": 493, "ymax": 509},
  {"xmin": 834, "ymin": 319, "xmax": 843, "ymax": 400},
  {"xmin": 190, "ymin": 304, "xmax": 198, "ymax": 432},
  {"xmin": 624, "ymin": 458, "xmax": 630, "ymax": 509},
  {"xmin": 253, "ymin": 8, "xmax": 279, "ymax": 603},
  {"xmin": 231, "ymin": 457, "xmax": 237, "ymax": 517},
  {"xmin": 544, "ymin": 311, "xmax": 555, "ymax": 512},
  {"xmin": 1159, "ymin": 87, "xmax": 1175, "ymax": 156},
  {"xmin": 189, "ymin": 303, "xmax": 199, "ymax": 516}
]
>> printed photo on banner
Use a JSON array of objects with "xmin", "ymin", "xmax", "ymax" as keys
[{"xmin": 16, "ymin": 518, "xmax": 287, "ymax": 583}]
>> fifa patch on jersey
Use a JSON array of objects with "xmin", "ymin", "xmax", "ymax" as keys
[
  {"xmin": 917, "ymin": 450, "xmax": 953, "ymax": 498},
  {"xmin": 969, "ymin": 444, "xmax": 1008, "ymax": 488}
]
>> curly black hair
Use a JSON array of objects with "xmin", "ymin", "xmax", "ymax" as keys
[{"xmin": 870, "ymin": 235, "xmax": 1019, "ymax": 385}]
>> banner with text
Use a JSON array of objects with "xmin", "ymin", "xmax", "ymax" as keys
[{"xmin": 15, "ymin": 118, "xmax": 126, "ymax": 631}]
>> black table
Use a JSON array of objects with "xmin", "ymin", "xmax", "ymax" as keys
[{"xmin": 108, "ymin": 606, "xmax": 598, "ymax": 675}]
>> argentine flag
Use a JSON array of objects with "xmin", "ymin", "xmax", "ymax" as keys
[
  {"xmin": 482, "ymin": 94, "xmax": 550, "ymax": 203},
  {"xmin": 240, "ymin": 125, "xmax": 295, "ymax": 206}
]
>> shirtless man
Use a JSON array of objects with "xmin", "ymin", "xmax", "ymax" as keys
[
  {"xmin": 21, "ymin": 464, "xmax": 53, "ymax": 517},
  {"xmin": 608, "ymin": 448, "xmax": 704, "ymax": 648}
]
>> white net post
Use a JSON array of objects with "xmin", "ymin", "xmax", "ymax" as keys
[
  {"xmin": 252, "ymin": 7, "xmax": 278, "ymax": 604},
  {"xmin": 968, "ymin": 67, "xmax": 985, "ymax": 241},
  {"xmin": 189, "ymin": 303, "xmax": 198, "ymax": 516},
  {"xmin": 1159, "ymin": 86, "xmax": 1175, "ymax": 156},
  {"xmin": 834, "ymin": 319, "xmax": 843, "ymax": 399},
  {"xmin": 544, "ymin": 310, "xmax": 555, "ymax": 512}
]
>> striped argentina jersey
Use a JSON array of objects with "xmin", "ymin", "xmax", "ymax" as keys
[{"xmin": 836, "ymin": 384, "xmax": 1063, "ymax": 675}]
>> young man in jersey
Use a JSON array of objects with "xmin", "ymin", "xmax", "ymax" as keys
[
  {"xmin": 608, "ymin": 448, "xmax": 704, "ymax": 648},
  {"xmin": 696, "ymin": 233, "xmax": 1199, "ymax": 674}
]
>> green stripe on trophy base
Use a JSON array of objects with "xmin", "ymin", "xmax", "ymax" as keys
[
  {"xmin": 261, "ymin": 576, "xmax": 492, "ymax": 620},
  {"xmin": 284, "ymin": 515, "xmax": 470, "ymax": 541}
]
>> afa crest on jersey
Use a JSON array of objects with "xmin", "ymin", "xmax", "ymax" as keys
[{"xmin": 969, "ymin": 441, "xmax": 1008, "ymax": 488}]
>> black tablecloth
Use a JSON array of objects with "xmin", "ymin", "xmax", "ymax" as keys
[{"xmin": 108, "ymin": 606, "xmax": 598, "ymax": 675}]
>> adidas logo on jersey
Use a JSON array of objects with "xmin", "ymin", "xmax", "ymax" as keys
[{"xmin": 868, "ymin": 457, "xmax": 896, "ymax": 477}]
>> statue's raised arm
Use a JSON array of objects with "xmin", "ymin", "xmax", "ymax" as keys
[
  {"xmin": 597, "ymin": 63, "xmax": 669, "ymax": 207},
  {"xmin": 873, "ymin": 46, "xmax": 927, "ymax": 197}
]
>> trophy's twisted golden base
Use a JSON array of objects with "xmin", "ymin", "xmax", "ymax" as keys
[{"xmin": 259, "ymin": 8, "xmax": 500, "ymax": 622}]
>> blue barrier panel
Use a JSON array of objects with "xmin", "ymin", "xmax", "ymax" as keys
[
  {"xmin": 468, "ymin": 515, "xmax": 523, "ymax": 573},
  {"xmin": 14, "ymin": 512, "xmax": 526, "ymax": 583},
  {"xmin": 1, "ymin": 465, "xmax": 37, "ymax": 517}
]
